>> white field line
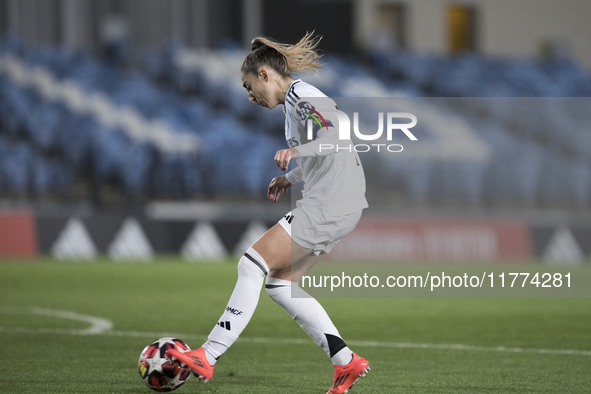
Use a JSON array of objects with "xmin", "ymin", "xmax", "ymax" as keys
[
  {"xmin": 0, "ymin": 306, "xmax": 113, "ymax": 334},
  {"xmin": 1, "ymin": 307, "xmax": 590, "ymax": 357}
]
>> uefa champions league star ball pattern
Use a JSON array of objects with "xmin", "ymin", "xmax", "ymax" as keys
[{"xmin": 138, "ymin": 337, "xmax": 192, "ymax": 392}]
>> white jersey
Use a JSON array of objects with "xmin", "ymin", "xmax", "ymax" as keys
[{"xmin": 283, "ymin": 79, "xmax": 368, "ymax": 216}]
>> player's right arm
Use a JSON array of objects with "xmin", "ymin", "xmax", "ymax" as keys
[{"xmin": 267, "ymin": 175, "xmax": 292, "ymax": 202}]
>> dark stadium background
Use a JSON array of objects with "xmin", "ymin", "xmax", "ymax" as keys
[{"xmin": 1, "ymin": 0, "xmax": 591, "ymax": 262}]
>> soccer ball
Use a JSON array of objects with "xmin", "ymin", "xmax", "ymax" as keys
[{"xmin": 138, "ymin": 337, "xmax": 192, "ymax": 392}]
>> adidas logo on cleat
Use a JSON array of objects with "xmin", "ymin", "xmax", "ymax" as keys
[
  {"xmin": 165, "ymin": 347, "xmax": 215, "ymax": 383},
  {"xmin": 332, "ymin": 373, "xmax": 350, "ymax": 388},
  {"xmin": 189, "ymin": 355, "xmax": 204, "ymax": 368},
  {"xmin": 327, "ymin": 353, "xmax": 370, "ymax": 394}
]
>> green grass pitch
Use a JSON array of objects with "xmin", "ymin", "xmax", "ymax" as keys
[{"xmin": 1, "ymin": 259, "xmax": 590, "ymax": 393}]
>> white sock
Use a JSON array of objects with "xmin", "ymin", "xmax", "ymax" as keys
[
  {"xmin": 265, "ymin": 277, "xmax": 354, "ymax": 366},
  {"xmin": 202, "ymin": 247, "xmax": 269, "ymax": 365}
]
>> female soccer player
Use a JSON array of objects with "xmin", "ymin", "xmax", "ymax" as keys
[{"xmin": 167, "ymin": 32, "xmax": 370, "ymax": 394}]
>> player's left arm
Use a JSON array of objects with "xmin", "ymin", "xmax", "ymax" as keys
[
  {"xmin": 275, "ymin": 97, "xmax": 340, "ymax": 169},
  {"xmin": 292, "ymin": 98, "xmax": 342, "ymax": 158},
  {"xmin": 292, "ymin": 125, "xmax": 340, "ymax": 158},
  {"xmin": 274, "ymin": 126, "xmax": 339, "ymax": 169}
]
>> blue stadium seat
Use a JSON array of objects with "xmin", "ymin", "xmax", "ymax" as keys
[{"xmin": 3, "ymin": 34, "xmax": 591, "ymax": 207}]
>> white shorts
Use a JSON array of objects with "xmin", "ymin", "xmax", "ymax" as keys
[{"xmin": 278, "ymin": 205, "xmax": 363, "ymax": 255}]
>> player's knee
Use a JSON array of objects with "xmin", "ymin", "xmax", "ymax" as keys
[{"xmin": 237, "ymin": 247, "xmax": 269, "ymax": 278}]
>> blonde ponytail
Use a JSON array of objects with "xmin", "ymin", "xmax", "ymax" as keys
[{"xmin": 242, "ymin": 31, "xmax": 324, "ymax": 78}]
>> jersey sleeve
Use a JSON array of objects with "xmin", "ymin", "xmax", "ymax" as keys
[
  {"xmin": 294, "ymin": 126, "xmax": 340, "ymax": 157},
  {"xmin": 291, "ymin": 96, "xmax": 341, "ymax": 157},
  {"xmin": 285, "ymin": 165, "xmax": 303, "ymax": 184}
]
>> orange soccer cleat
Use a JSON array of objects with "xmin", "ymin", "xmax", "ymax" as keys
[
  {"xmin": 165, "ymin": 347, "xmax": 215, "ymax": 382},
  {"xmin": 327, "ymin": 353, "xmax": 370, "ymax": 394}
]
